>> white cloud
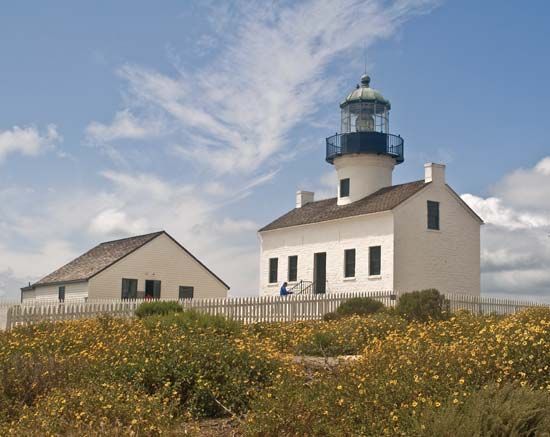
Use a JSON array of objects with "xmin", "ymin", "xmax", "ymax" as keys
[
  {"xmin": 461, "ymin": 194, "xmax": 550, "ymax": 230},
  {"xmin": 89, "ymin": 209, "xmax": 150, "ymax": 236},
  {"xmin": 0, "ymin": 240, "xmax": 78, "ymax": 288},
  {"xmin": 112, "ymin": 0, "xmax": 437, "ymax": 174},
  {"xmin": 462, "ymin": 156, "xmax": 550, "ymax": 298},
  {"xmin": 86, "ymin": 110, "xmax": 164, "ymax": 143},
  {"xmin": 314, "ymin": 170, "xmax": 338, "ymax": 199},
  {"xmin": 0, "ymin": 124, "xmax": 61, "ymax": 162}
]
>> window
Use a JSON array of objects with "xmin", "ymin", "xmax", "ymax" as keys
[
  {"xmin": 369, "ymin": 246, "xmax": 381, "ymax": 276},
  {"xmin": 344, "ymin": 249, "xmax": 356, "ymax": 278},
  {"xmin": 145, "ymin": 280, "xmax": 161, "ymax": 299},
  {"xmin": 340, "ymin": 178, "xmax": 350, "ymax": 198},
  {"xmin": 179, "ymin": 286, "xmax": 194, "ymax": 299},
  {"xmin": 58, "ymin": 286, "xmax": 65, "ymax": 302},
  {"xmin": 121, "ymin": 278, "xmax": 138, "ymax": 299},
  {"xmin": 288, "ymin": 256, "xmax": 298, "ymax": 282},
  {"xmin": 427, "ymin": 200, "xmax": 440, "ymax": 230},
  {"xmin": 269, "ymin": 258, "xmax": 278, "ymax": 283}
]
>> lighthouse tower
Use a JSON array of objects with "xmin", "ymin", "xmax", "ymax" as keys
[{"xmin": 326, "ymin": 74, "xmax": 404, "ymax": 205}]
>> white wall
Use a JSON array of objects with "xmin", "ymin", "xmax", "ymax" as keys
[
  {"xmin": 88, "ymin": 233, "xmax": 228, "ymax": 299},
  {"xmin": 334, "ymin": 154, "xmax": 394, "ymax": 205},
  {"xmin": 25, "ymin": 281, "xmax": 89, "ymax": 302},
  {"xmin": 393, "ymin": 183, "xmax": 481, "ymax": 295},
  {"xmin": 259, "ymin": 212, "xmax": 394, "ymax": 295}
]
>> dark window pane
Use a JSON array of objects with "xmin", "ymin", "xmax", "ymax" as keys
[
  {"xmin": 340, "ymin": 178, "xmax": 350, "ymax": 198},
  {"xmin": 288, "ymin": 256, "xmax": 298, "ymax": 282},
  {"xmin": 145, "ymin": 280, "xmax": 161, "ymax": 299},
  {"xmin": 58, "ymin": 286, "xmax": 65, "ymax": 302},
  {"xmin": 427, "ymin": 200, "xmax": 440, "ymax": 230},
  {"xmin": 121, "ymin": 278, "xmax": 138, "ymax": 299},
  {"xmin": 369, "ymin": 246, "xmax": 381, "ymax": 276},
  {"xmin": 269, "ymin": 258, "xmax": 278, "ymax": 283},
  {"xmin": 179, "ymin": 286, "xmax": 194, "ymax": 299},
  {"xmin": 344, "ymin": 249, "xmax": 356, "ymax": 278}
]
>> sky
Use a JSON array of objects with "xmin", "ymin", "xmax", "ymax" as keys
[{"xmin": 1, "ymin": 0, "xmax": 549, "ymax": 301}]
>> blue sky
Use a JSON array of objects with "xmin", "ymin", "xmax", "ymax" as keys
[{"xmin": 1, "ymin": 0, "xmax": 549, "ymax": 300}]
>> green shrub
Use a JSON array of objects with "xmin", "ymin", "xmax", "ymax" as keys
[
  {"xmin": 142, "ymin": 309, "xmax": 242, "ymax": 335},
  {"xmin": 335, "ymin": 297, "xmax": 384, "ymax": 318},
  {"xmin": 417, "ymin": 384, "xmax": 550, "ymax": 436},
  {"xmin": 1, "ymin": 382, "xmax": 181, "ymax": 436},
  {"xmin": 322, "ymin": 311, "xmax": 338, "ymax": 321},
  {"xmin": 396, "ymin": 289, "xmax": 449, "ymax": 321},
  {"xmin": 135, "ymin": 300, "xmax": 182, "ymax": 318},
  {"xmin": 295, "ymin": 331, "xmax": 343, "ymax": 356},
  {"xmin": 293, "ymin": 313, "xmax": 406, "ymax": 357}
]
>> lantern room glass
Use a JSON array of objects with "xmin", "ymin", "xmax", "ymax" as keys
[{"xmin": 340, "ymin": 102, "xmax": 389, "ymax": 134}]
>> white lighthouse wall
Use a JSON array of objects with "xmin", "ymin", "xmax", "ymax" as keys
[
  {"xmin": 393, "ymin": 183, "xmax": 481, "ymax": 295},
  {"xmin": 334, "ymin": 154, "xmax": 394, "ymax": 205},
  {"xmin": 259, "ymin": 211, "xmax": 394, "ymax": 295}
]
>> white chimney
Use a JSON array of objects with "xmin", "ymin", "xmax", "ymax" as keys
[
  {"xmin": 296, "ymin": 190, "xmax": 314, "ymax": 208},
  {"xmin": 424, "ymin": 163, "xmax": 446, "ymax": 184}
]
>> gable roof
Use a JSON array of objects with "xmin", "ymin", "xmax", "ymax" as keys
[
  {"xmin": 25, "ymin": 231, "xmax": 229, "ymax": 290},
  {"xmin": 259, "ymin": 180, "xmax": 428, "ymax": 232}
]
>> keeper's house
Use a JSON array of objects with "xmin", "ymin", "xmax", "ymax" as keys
[
  {"xmin": 258, "ymin": 73, "xmax": 483, "ymax": 296},
  {"xmin": 21, "ymin": 231, "xmax": 229, "ymax": 302}
]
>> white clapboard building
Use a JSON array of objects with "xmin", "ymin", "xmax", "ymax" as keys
[
  {"xmin": 259, "ymin": 73, "xmax": 482, "ymax": 296},
  {"xmin": 21, "ymin": 231, "xmax": 229, "ymax": 302}
]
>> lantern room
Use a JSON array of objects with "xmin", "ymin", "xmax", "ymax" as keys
[
  {"xmin": 340, "ymin": 74, "xmax": 390, "ymax": 134},
  {"xmin": 326, "ymin": 73, "xmax": 404, "ymax": 166}
]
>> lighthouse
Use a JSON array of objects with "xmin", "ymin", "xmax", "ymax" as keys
[
  {"xmin": 258, "ymin": 71, "xmax": 482, "ymax": 297},
  {"xmin": 326, "ymin": 73, "xmax": 404, "ymax": 205}
]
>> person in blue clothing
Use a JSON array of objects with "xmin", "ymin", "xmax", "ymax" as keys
[{"xmin": 279, "ymin": 281, "xmax": 293, "ymax": 296}]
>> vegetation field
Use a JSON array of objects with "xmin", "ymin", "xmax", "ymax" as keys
[{"xmin": 0, "ymin": 303, "xmax": 548, "ymax": 436}]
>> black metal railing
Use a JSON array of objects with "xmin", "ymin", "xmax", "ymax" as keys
[
  {"xmin": 325, "ymin": 132, "xmax": 404, "ymax": 164},
  {"xmin": 289, "ymin": 280, "xmax": 314, "ymax": 294}
]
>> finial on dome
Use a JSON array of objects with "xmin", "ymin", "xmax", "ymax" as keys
[{"xmin": 360, "ymin": 74, "xmax": 371, "ymax": 87}]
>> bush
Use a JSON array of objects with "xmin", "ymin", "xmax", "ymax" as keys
[
  {"xmin": 143, "ymin": 309, "xmax": 242, "ymax": 336},
  {"xmin": 293, "ymin": 313, "xmax": 407, "ymax": 357},
  {"xmin": 1, "ymin": 382, "xmax": 181, "ymax": 436},
  {"xmin": 417, "ymin": 384, "xmax": 550, "ymax": 436},
  {"xmin": 335, "ymin": 297, "xmax": 384, "ymax": 318},
  {"xmin": 135, "ymin": 300, "xmax": 182, "ymax": 318},
  {"xmin": 244, "ymin": 308, "xmax": 550, "ymax": 436},
  {"xmin": 322, "ymin": 311, "xmax": 338, "ymax": 321},
  {"xmin": 396, "ymin": 289, "xmax": 449, "ymax": 321}
]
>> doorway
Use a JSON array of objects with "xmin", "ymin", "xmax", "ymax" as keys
[
  {"xmin": 313, "ymin": 252, "xmax": 326, "ymax": 294},
  {"xmin": 145, "ymin": 280, "xmax": 161, "ymax": 299}
]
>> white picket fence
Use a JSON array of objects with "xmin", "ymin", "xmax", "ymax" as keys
[{"xmin": 2, "ymin": 291, "xmax": 549, "ymax": 330}]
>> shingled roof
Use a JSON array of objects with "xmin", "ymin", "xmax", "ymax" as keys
[
  {"xmin": 259, "ymin": 180, "xmax": 428, "ymax": 232},
  {"xmin": 30, "ymin": 231, "xmax": 164, "ymax": 287}
]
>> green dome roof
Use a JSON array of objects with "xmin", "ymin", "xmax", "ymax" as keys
[{"xmin": 340, "ymin": 74, "xmax": 391, "ymax": 109}]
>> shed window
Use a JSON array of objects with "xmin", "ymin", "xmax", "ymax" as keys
[
  {"xmin": 344, "ymin": 249, "xmax": 356, "ymax": 278},
  {"xmin": 427, "ymin": 200, "xmax": 440, "ymax": 230},
  {"xmin": 369, "ymin": 246, "xmax": 381, "ymax": 276},
  {"xmin": 121, "ymin": 278, "xmax": 138, "ymax": 299},
  {"xmin": 58, "ymin": 286, "xmax": 65, "ymax": 302},
  {"xmin": 269, "ymin": 258, "xmax": 278, "ymax": 284},
  {"xmin": 340, "ymin": 178, "xmax": 350, "ymax": 198},
  {"xmin": 179, "ymin": 286, "xmax": 194, "ymax": 299},
  {"xmin": 145, "ymin": 280, "xmax": 161, "ymax": 299},
  {"xmin": 288, "ymin": 256, "xmax": 298, "ymax": 282}
]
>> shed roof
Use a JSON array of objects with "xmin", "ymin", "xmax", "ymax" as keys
[
  {"xmin": 25, "ymin": 231, "xmax": 230, "ymax": 290},
  {"xmin": 259, "ymin": 180, "xmax": 428, "ymax": 232}
]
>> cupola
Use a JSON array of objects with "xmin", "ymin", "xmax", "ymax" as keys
[{"xmin": 326, "ymin": 73, "xmax": 405, "ymax": 205}]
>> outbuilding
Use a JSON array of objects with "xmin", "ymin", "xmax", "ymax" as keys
[{"xmin": 21, "ymin": 231, "xmax": 229, "ymax": 302}]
